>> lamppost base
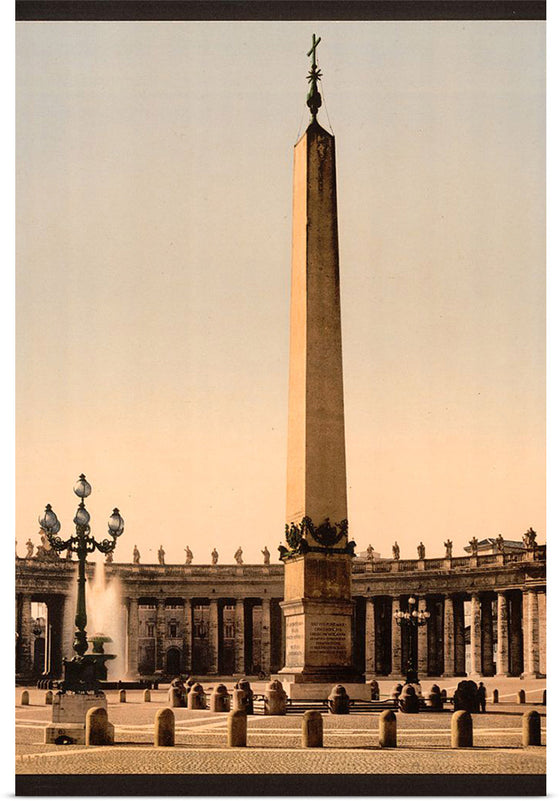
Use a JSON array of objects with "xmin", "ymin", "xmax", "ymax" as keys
[
  {"xmin": 44, "ymin": 689, "xmax": 112, "ymax": 745},
  {"xmin": 60, "ymin": 655, "xmax": 109, "ymax": 693}
]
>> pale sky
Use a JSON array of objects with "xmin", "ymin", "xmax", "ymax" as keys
[{"xmin": 16, "ymin": 20, "xmax": 545, "ymax": 564}]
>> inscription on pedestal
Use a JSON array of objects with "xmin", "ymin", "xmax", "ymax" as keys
[
  {"xmin": 286, "ymin": 618, "xmax": 304, "ymax": 666},
  {"xmin": 309, "ymin": 619, "xmax": 347, "ymax": 659}
]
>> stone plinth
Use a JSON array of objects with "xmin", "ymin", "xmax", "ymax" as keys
[
  {"xmin": 278, "ymin": 552, "xmax": 362, "ymax": 693},
  {"xmin": 279, "ymin": 681, "xmax": 370, "ymax": 701},
  {"xmin": 280, "ymin": 599, "xmax": 354, "ymax": 678},
  {"xmin": 45, "ymin": 691, "xmax": 110, "ymax": 745}
]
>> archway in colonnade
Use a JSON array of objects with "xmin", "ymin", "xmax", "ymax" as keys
[{"xmin": 166, "ymin": 647, "xmax": 181, "ymax": 676}]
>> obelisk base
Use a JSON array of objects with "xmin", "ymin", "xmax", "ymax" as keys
[
  {"xmin": 276, "ymin": 589, "xmax": 365, "ymax": 699},
  {"xmin": 275, "ymin": 670, "xmax": 368, "ymax": 701}
]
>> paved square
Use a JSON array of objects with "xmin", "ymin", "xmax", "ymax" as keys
[{"xmin": 16, "ymin": 680, "xmax": 546, "ymax": 776}]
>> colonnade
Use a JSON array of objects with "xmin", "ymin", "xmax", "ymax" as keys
[
  {"xmin": 361, "ymin": 588, "xmax": 545, "ymax": 679},
  {"xmin": 15, "ymin": 564, "xmax": 546, "ymax": 682},
  {"xmin": 15, "ymin": 593, "xmax": 66, "ymax": 679},
  {"xmin": 123, "ymin": 596, "xmax": 284, "ymax": 679}
]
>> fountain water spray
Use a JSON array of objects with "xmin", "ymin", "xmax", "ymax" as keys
[{"xmin": 87, "ymin": 561, "xmax": 125, "ymax": 681}]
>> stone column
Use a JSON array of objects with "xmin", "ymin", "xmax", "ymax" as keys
[
  {"xmin": 453, "ymin": 598, "xmax": 466, "ymax": 676},
  {"xmin": 417, "ymin": 597, "xmax": 428, "ymax": 677},
  {"xmin": 208, "ymin": 599, "xmax": 219, "ymax": 674},
  {"xmin": 47, "ymin": 597, "xmax": 64, "ymax": 678},
  {"xmin": 234, "ymin": 599, "xmax": 245, "ymax": 675},
  {"xmin": 509, "ymin": 592, "xmax": 524, "ymax": 676},
  {"xmin": 183, "ymin": 599, "xmax": 192, "ymax": 674},
  {"xmin": 522, "ymin": 590, "xmax": 530, "ymax": 676},
  {"xmin": 17, "ymin": 593, "xmax": 33, "ymax": 678},
  {"xmin": 155, "ymin": 599, "xmax": 166, "ymax": 672},
  {"xmin": 495, "ymin": 592, "xmax": 509, "ymax": 676},
  {"xmin": 365, "ymin": 598, "xmax": 375, "ymax": 676},
  {"xmin": 538, "ymin": 591, "xmax": 546, "ymax": 676},
  {"xmin": 470, "ymin": 593, "xmax": 482, "ymax": 677},
  {"xmin": 261, "ymin": 598, "xmax": 271, "ymax": 676},
  {"xmin": 443, "ymin": 595, "xmax": 455, "ymax": 676},
  {"xmin": 525, "ymin": 590, "xmax": 540, "ymax": 678},
  {"xmin": 391, "ymin": 598, "xmax": 402, "ymax": 677},
  {"xmin": 61, "ymin": 592, "xmax": 75, "ymax": 663},
  {"xmin": 45, "ymin": 609, "xmax": 53, "ymax": 675},
  {"xmin": 126, "ymin": 597, "xmax": 139, "ymax": 677},
  {"xmin": 481, "ymin": 595, "xmax": 494, "ymax": 676}
]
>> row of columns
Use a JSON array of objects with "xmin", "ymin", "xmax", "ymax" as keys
[
  {"xmin": 16, "ymin": 587, "xmax": 544, "ymax": 681},
  {"xmin": 16, "ymin": 593, "xmax": 67, "ymax": 680},
  {"xmin": 364, "ymin": 589, "xmax": 545, "ymax": 679},
  {"xmin": 125, "ymin": 597, "xmax": 272, "ymax": 677}
]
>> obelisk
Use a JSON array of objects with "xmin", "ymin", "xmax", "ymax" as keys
[{"xmin": 278, "ymin": 36, "xmax": 365, "ymax": 700}]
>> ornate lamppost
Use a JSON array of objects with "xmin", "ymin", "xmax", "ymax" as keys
[
  {"xmin": 38, "ymin": 474, "xmax": 124, "ymax": 692},
  {"xmin": 394, "ymin": 596, "xmax": 430, "ymax": 685}
]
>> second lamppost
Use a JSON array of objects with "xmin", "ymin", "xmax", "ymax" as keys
[{"xmin": 394, "ymin": 596, "xmax": 430, "ymax": 685}]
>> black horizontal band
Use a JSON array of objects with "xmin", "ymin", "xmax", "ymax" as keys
[{"xmin": 16, "ymin": 1, "xmax": 546, "ymax": 22}]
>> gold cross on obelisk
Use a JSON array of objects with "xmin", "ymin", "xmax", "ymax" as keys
[
  {"xmin": 306, "ymin": 34, "xmax": 323, "ymax": 120},
  {"xmin": 307, "ymin": 33, "xmax": 321, "ymax": 67}
]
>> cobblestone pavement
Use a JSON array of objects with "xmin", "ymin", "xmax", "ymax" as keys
[{"xmin": 15, "ymin": 683, "xmax": 546, "ymax": 775}]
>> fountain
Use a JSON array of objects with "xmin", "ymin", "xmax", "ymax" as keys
[
  {"xmin": 87, "ymin": 633, "xmax": 116, "ymax": 681},
  {"xmin": 86, "ymin": 560, "xmax": 125, "ymax": 683}
]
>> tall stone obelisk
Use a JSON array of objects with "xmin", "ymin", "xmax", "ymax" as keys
[{"xmin": 278, "ymin": 37, "xmax": 365, "ymax": 699}]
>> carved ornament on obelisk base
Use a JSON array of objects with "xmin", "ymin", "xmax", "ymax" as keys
[{"xmin": 276, "ymin": 36, "xmax": 367, "ymax": 700}]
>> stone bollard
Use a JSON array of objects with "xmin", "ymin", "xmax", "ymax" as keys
[
  {"xmin": 379, "ymin": 709, "xmax": 397, "ymax": 748},
  {"xmin": 168, "ymin": 679, "xmax": 187, "ymax": 708},
  {"xmin": 45, "ymin": 690, "xmax": 53, "ymax": 705},
  {"xmin": 522, "ymin": 711, "xmax": 541, "ymax": 747},
  {"xmin": 391, "ymin": 683, "xmax": 403, "ymax": 701},
  {"xmin": 302, "ymin": 710, "xmax": 323, "ymax": 748},
  {"xmin": 517, "ymin": 689, "xmax": 526, "ymax": 704},
  {"xmin": 227, "ymin": 710, "xmax": 247, "ymax": 747},
  {"xmin": 187, "ymin": 683, "xmax": 206, "ymax": 710},
  {"xmin": 119, "ymin": 689, "xmax": 126, "ymax": 703},
  {"xmin": 451, "ymin": 710, "xmax": 473, "ymax": 748},
  {"xmin": 210, "ymin": 684, "xmax": 231, "ymax": 713},
  {"xmin": 85, "ymin": 707, "xmax": 114, "ymax": 746},
  {"xmin": 168, "ymin": 686, "xmax": 184, "ymax": 708},
  {"xmin": 232, "ymin": 686, "xmax": 254, "ymax": 715},
  {"xmin": 427, "ymin": 685, "xmax": 443, "ymax": 711},
  {"xmin": 441, "ymin": 689, "xmax": 447, "ymax": 701},
  {"xmin": 232, "ymin": 688, "xmax": 247, "ymax": 713},
  {"xmin": 399, "ymin": 684, "xmax": 420, "ymax": 714},
  {"xmin": 154, "ymin": 708, "xmax": 175, "ymax": 747},
  {"xmin": 492, "ymin": 689, "xmax": 499, "ymax": 704},
  {"xmin": 368, "ymin": 679, "xmax": 380, "ymax": 701},
  {"xmin": 233, "ymin": 680, "xmax": 254, "ymax": 715},
  {"xmin": 143, "ymin": 689, "xmax": 151, "ymax": 703},
  {"xmin": 328, "ymin": 684, "xmax": 350, "ymax": 715},
  {"xmin": 264, "ymin": 680, "xmax": 287, "ymax": 716},
  {"xmin": 542, "ymin": 689, "xmax": 546, "ymax": 706},
  {"xmin": 21, "ymin": 690, "xmax": 29, "ymax": 706}
]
